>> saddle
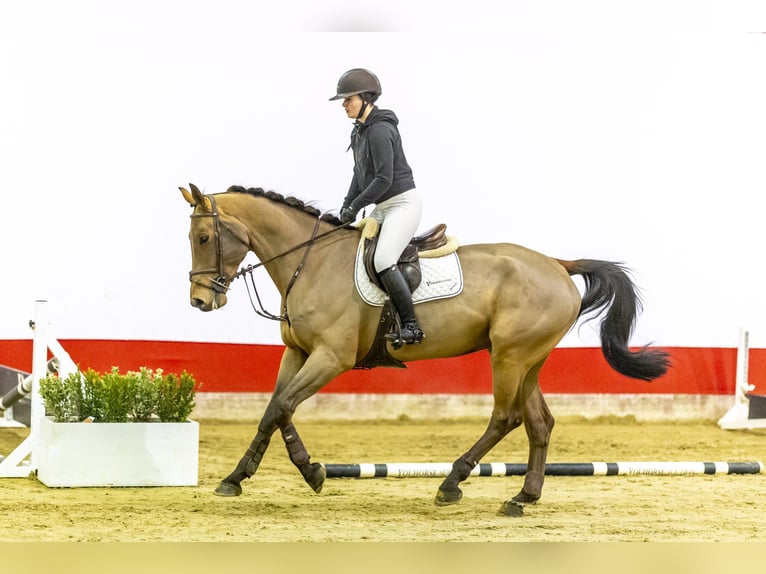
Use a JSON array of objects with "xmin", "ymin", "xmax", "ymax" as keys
[
  {"xmin": 355, "ymin": 220, "xmax": 451, "ymax": 371},
  {"xmin": 361, "ymin": 221, "xmax": 449, "ymax": 291}
]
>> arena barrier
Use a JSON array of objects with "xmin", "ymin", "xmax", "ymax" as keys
[
  {"xmin": 323, "ymin": 461, "xmax": 764, "ymax": 478},
  {"xmin": 0, "ymin": 300, "xmax": 79, "ymax": 478},
  {"xmin": 718, "ymin": 328, "xmax": 766, "ymax": 430}
]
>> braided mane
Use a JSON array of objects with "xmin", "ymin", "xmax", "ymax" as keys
[{"xmin": 226, "ymin": 185, "xmax": 341, "ymax": 225}]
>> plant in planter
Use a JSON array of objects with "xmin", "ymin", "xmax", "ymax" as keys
[
  {"xmin": 36, "ymin": 367, "xmax": 200, "ymax": 487},
  {"xmin": 39, "ymin": 367, "xmax": 197, "ymax": 423},
  {"xmin": 155, "ymin": 371, "xmax": 197, "ymax": 423}
]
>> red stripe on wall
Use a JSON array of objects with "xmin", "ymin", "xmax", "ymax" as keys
[{"xmin": 0, "ymin": 339, "xmax": 759, "ymax": 395}]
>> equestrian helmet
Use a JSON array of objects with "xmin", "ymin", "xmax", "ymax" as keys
[{"xmin": 329, "ymin": 68, "xmax": 382, "ymax": 102}]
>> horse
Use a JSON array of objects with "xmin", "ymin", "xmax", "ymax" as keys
[{"xmin": 180, "ymin": 183, "xmax": 670, "ymax": 516}]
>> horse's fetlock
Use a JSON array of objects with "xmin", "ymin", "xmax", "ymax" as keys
[
  {"xmin": 522, "ymin": 469, "xmax": 545, "ymax": 497},
  {"xmin": 237, "ymin": 456, "xmax": 258, "ymax": 478},
  {"xmin": 286, "ymin": 443, "xmax": 310, "ymax": 466},
  {"xmin": 451, "ymin": 455, "xmax": 477, "ymax": 480}
]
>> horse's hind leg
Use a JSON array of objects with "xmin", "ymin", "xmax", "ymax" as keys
[
  {"xmin": 435, "ymin": 411, "xmax": 522, "ymax": 506},
  {"xmin": 435, "ymin": 360, "xmax": 527, "ymax": 507},
  {"xmin": 501, "ymin": 364, "xmax": 555, "ymax": 516}
]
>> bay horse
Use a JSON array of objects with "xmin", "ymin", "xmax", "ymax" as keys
[{"xmin": 180, "ymin": 183, "xmax": 669, "ymax": 516}]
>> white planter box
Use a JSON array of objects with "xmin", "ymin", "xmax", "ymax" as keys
[{"xmin": 36, "ymin": 417, "xmax": 199, "ymax": 487}]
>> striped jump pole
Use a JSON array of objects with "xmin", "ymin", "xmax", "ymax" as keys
[
  {"xmin": 0, "ymin": 358, "xmax": 61, "ymax": 415},
  {"xmin": 323, "ymin": 461, "xmax": 764, "ymax": 478},
  {"xmin": 0, "ymin": 374, "xmax": 33, "ymax": 415}
]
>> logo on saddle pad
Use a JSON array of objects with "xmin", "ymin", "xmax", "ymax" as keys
[{"xmin": 353, "ymin": 218, "xmax": 464, "ymax": 306}]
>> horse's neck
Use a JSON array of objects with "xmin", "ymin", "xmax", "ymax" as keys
[{"xmin": 239, "ymin": 200, "xmax": 327, "ymax": 294}]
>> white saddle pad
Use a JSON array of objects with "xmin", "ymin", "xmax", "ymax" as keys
[{"xmin": 354, "ymin": 242, "xmax": 464, "ymax": 306}]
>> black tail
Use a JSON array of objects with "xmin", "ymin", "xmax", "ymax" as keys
[{"xmin": 557, "ymin": 259, "xmax": 670, "ymax": 381}]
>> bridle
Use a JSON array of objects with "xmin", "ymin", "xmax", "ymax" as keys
[
  {"xmin": 189, "ymin": 195, "xmax": 231, "ymax": 295},
  {"xmin": 188, "ymin": 194, "xmax": 349, "ymax": 322}
]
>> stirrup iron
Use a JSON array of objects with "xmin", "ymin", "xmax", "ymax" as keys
[{"xmin": 385, "ymin": 322, "xmax": 425, "ymax": 349}]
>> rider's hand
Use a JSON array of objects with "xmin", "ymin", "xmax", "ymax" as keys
[{"xmin": 340, "ymin": 207, "xmax": 356, "ymax": 224}]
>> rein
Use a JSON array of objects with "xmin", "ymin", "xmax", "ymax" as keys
[
  {"xmin": 238, "ymin": 217, "xmax": 321, "ymax": 322},
  {"xmin": 189, "ymin": 194, "xmax": 351, "ymax": 322}
]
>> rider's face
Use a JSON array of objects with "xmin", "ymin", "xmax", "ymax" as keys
[{"xmin": 342, "ymin": 95, "xmax": 363, "ymax": 119}]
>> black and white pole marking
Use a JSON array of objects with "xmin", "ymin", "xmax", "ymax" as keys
[{"xmin": 323, "ymin": 461, "xmax": 764, "ymax": 478}]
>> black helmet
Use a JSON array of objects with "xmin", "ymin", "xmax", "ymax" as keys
[{"xmin": 328, "ymin": 68, "xmax": 382, "ymax": 102}]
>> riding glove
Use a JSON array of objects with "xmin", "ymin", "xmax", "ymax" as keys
[{"xmin": 340, "ymin": 208, "xmax": 355, "ymax": 224}]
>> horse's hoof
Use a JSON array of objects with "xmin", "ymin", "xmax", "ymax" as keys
[
  {"xmin": 306, "ymin": 463, "xmax": 326, "ymax": 494},
  {"xmin": 434, "ymin": 487, "xmax": 462, "ymax": 506},
  {"xmin": 499, "ymin": 500, "xmax": 525, "ymax": 517},
  {"xmin": 214, "ymin": 480, "xmax": 243, "ymax": 497}
]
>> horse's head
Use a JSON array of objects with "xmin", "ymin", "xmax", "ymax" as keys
[{"xmin": 181, "ymin": 183, "xmax": 251, "ymax": 311}]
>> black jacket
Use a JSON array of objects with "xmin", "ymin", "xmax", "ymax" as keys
[{"xmin": 342, "ymin": 107, "xmax": 416, "ymax": 213}]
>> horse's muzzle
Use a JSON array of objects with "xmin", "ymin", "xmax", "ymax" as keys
[
  {"xmin": 190, "ymin": 290, "xmax": 227, "ymax": 312},
  {"xmin": 189, "ymin": 273, "xmax": 230, "ymax": 311}
]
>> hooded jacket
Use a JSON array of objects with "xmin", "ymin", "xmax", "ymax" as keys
[{"xmin": 342, "ymin": 107, "xmax": 416, "ymax": 214}]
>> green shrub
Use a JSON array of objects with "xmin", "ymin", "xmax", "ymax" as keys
[
  {"xmin": 156, "ymin": 371, "xmax": 197, "ymax": 422},
  {"xmin": 131, "ymin": 367, "xmax": 160, "ymax": 422},
  {"xmin": 39, "ymin": 371, "xmax": 84, "ymax": 422},
  {"xmin": 39, "ymin": 367, "xmax": 198, "ymax": 423},
  {"xmin": 80, "ymin": 368, "xmax": 105, "ymax": 421},
  {"xmin": 100, "ymin": 367, "xmax": 134, "ymax": 423}
]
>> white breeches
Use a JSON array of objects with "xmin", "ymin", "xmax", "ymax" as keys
[{"xmin": 370, "ymin": 188, "xmax": 423, "ymax": 273}]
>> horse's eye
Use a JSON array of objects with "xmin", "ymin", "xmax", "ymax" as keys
[{"xmin": 199, "ymin": 234, "xmax": 210, "ymax": 245}]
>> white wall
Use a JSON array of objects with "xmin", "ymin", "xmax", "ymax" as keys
[{"xmin": 2, "ymin": 1, "xmax": 765, "ymax": 348}]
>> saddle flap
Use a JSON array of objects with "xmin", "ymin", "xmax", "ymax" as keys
[
  {"xmin": 361, "ymin": 222, "xmax": 451, "ymax": 292},
  {"xmin": 355, "ymin": 239, "xmax": 464, "ymax": 308},
  {"xmin": 363, "ymin": 237, "xmax": 421, "ymax": 292}
]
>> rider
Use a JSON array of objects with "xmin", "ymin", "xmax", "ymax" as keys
[{"xmin": 329, "ymin": 68, "xmax": 425, "ymax": 346}]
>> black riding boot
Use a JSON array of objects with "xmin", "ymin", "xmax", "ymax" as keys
[{"xmin": 378, "ymin": 265, "xmax": 425, "ymax": 348}]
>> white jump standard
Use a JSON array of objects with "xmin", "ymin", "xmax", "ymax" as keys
[
  {"xmin": 0, "ymin": 300, "xmax": 78, "ymax": 478},
  {"xmin": 718, "ymin": 328, "xmax": 766, "ymax": 430}
]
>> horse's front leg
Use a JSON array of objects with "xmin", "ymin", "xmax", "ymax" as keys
[
  {"xmin": 281, "ymin": 422, "xmax": 325, "ymax": 493},
  {"xmin": 214, "ymin": 422, "xmax": 277, "ymax": 496},
  {"xmin": 214, "ymin": 346, "xmax": 310, "ymax": 497},
  {"xmin": 274, "ymin": 347, "xmax": 348, "ymax": 493}
]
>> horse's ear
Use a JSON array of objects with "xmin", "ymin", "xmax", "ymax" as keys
[
  {"xmin": 187, "ymin": 183, "xmax": 211, "ymax": 211},
  {"xmin": 179, "ymin": 186, "xmax": 196, "ymax": 206}
]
